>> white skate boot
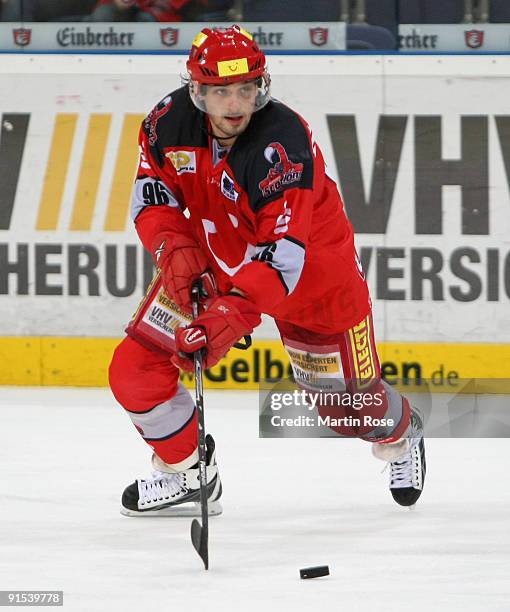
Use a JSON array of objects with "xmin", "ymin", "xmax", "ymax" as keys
[
  {"xmin": 120, "ymin": 434, "xmax": 223, "ymax": 517},
  {"xmin": 372, "ymin": 408, "xmax": 426, "ymax": 507}
]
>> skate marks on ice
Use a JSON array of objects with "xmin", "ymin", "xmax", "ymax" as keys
[{"xmin": 0, "ymin": 388, "xmax": 509, "ymax": 611}]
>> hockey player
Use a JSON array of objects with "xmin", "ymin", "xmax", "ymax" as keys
[{"xmin": 109, "ymin": 25, "xmax": 426, "ymax": 516}]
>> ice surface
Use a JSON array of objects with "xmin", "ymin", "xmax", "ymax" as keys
[{"xmin": 1, "ymin": 387, "xmax": 509, "ymax": 612}]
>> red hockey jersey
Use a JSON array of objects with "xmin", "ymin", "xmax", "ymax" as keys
[{"xmin": 132, "ymin": 86, "xmax": 370, "ymax": 334}]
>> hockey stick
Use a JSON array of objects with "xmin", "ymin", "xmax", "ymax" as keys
[{"xmin": 190, "ymin": 282, "xmax": 209, "ymax": 570}]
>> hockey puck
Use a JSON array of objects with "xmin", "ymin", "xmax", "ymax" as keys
[{"xmin": 299, "ymin": 565, "xmax": 330, "ymax": 579}]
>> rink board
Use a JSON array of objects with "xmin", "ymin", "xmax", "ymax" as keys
[
  {"xmin": 0, "ymin": 336, "xmax": 507, "ymax": 390},
  {"xmin": 1, "ymin": 55, "xmax": 510, "ymax": 386}
]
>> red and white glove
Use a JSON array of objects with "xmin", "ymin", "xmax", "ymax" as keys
[
  {"xmin": 172, "ymin": 295, "xmax": 261, "ymax": 371},
  {"xmin": 151, "ymin": 232, "xmax": 216, "ymax": 312}
]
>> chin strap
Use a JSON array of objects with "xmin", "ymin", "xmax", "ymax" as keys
[{"xmin": 209, "ymin": 132, "xmax": 232, "ymax": 142}]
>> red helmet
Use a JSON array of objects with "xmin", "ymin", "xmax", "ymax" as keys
[{"xmin": 187, "ymin": 25, "xmax": 267, "ymax": 85}]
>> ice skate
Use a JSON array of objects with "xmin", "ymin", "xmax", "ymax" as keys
[
  {"xmin": 373, "ymin": 409, "xmax": 426, "ymax": 507},
  {"xmin": 121, "ymin": 434, "xmax": 222, "ymax": 517}
]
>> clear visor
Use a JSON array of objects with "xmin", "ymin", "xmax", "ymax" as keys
[{"xmin": 186, "ymin": 72, "xmax": 271, "ymax": 114}]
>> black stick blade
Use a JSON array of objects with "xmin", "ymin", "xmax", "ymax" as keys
[{"xmin": 191, "ymin": 519, "xmax": 209, "ymax": 570}]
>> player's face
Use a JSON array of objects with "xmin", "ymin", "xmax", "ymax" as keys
[{"xmin": 203, "ymin": 80, "xmax": 258, "ymax": 144}]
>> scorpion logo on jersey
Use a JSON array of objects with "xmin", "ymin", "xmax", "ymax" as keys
[
  {"xmin": 144, "ymin": 95, "xmax": 172, "ymax": 146},
  {"xmin": 259, "ymin": 142, "xmax": 303, "ymax": 198}
]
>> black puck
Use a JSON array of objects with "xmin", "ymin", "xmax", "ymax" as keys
[{"xmin": 299, "ymin": 565, "xmax": 330, "ymax": 579}]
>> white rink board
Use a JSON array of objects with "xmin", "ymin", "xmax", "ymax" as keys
[{"xmin": 0, "ymin": 55, "xmax": 509, "ymax": 343}]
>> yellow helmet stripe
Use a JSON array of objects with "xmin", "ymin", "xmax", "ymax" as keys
[
  {"xmin": 192, "ymin": 31, "xmax": 208, "ymax": 48},
  {"xmin": 238, "ymin": 26, "xmax": 253, "ymax": 40}
]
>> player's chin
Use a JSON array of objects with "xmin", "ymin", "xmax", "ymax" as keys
[{"xmin": 232, "ymin": 122, "xmax": 248, "ymax": 135}]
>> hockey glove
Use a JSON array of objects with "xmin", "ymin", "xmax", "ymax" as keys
[
  {"xmin": 172, "ymin": 295, "xmax": 261, "ymax": 371},
  {"xmin": 151, "ymin": 232, "xmax": 216, "ymax": 312}
]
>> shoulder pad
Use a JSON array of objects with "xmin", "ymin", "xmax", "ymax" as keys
[
  {"xmin": 229, "ymin": 102, "xmax": 314, "ymax": 211},
  {"xmin": 142, "ymin": 86, "xmax": 207, "ymax": 167}
]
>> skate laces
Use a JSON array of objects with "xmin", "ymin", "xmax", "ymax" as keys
[
  {"xmin": 138, "ymin": 471, "xmax": 186, "ymax": 506},
  {"xmin": 390, "ymin": 443, "xmax": 421, "ymax": 490}
]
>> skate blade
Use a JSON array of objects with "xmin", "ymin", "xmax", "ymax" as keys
[{"xmin": 120, "ymin": 500, "xmax": 223, "ymax": 518}]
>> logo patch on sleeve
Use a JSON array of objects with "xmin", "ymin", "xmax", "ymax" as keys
[
  {"xmin": 258, "ymin": 142, "xmax": 303, "ymax": 198},
  {"xmin": 221, "ymin": 170, "xmax": 239, "ymax": 202},
  {"xmin": 166, "ymin": 150, "xmax": 197, "ymax": 174}
]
